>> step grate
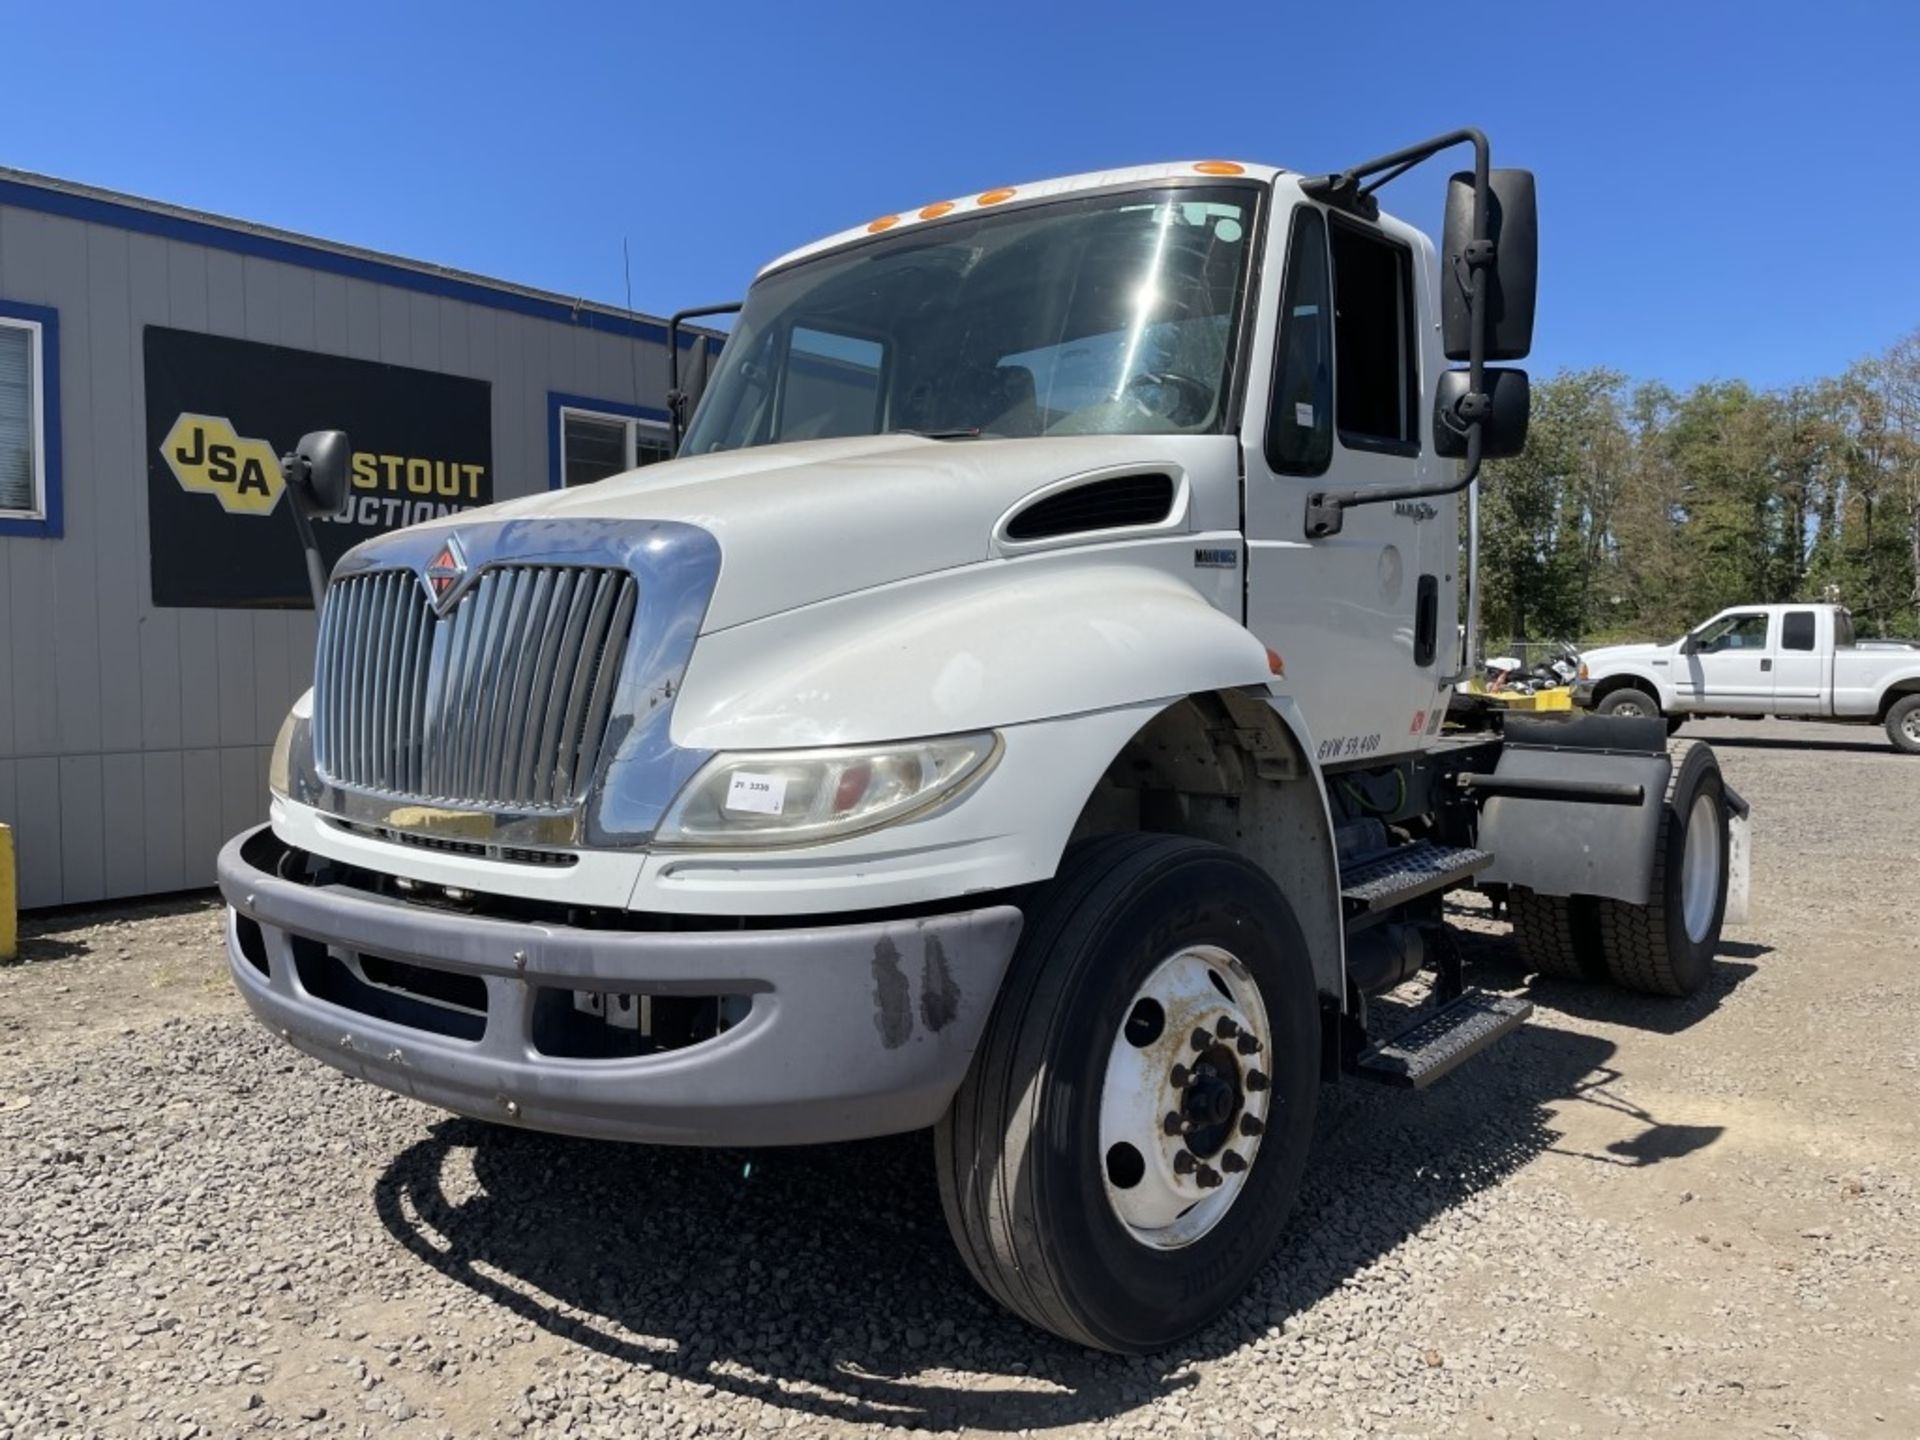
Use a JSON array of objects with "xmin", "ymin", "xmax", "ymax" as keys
[
  {"xmin": 1341, "ymin": 841, "xmax": 1492, "ymax": 916},
  {"xmin": 1353, "ymin": 989, "xmax": 1532, "ymax": 1090}
]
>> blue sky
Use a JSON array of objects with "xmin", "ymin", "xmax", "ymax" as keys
[{"xmin": 8, "ymin": 1, "xmax": 1914, "ymax": 391}]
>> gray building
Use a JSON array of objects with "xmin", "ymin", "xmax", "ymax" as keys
[{"xmin": 0, "ymin": 167, "xmax": 712, "ymax": 908}]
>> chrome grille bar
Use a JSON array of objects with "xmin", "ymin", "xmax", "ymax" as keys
[{"xmin": 313, "ymin": 564, "xmax": 639, "ymax": 810}]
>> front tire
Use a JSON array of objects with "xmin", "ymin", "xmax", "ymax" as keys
[
  {"xmin": 1887, "ymin": 694, "xmax": 1920, "ymax": 755},
  {"xmin": 935, "ymin": 834, "xmax": 1320, "ymax": 1352},
  {"xmin": 1596, "ymin": 687, "xmax": 1661, "ymax": 721},
  {"xmin": 1594, "ymin": 741, "xmax": 1729, "ymax": 996}
]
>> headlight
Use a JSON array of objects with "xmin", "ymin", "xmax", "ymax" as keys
[
  {"xmin": 268, "ymin": 690, "xmax": 314, "ymax": 801},
  {"xmin": 269, "ymin": 712, "xmax": 295, "ymax": 798},
  {"xmin": 657, "ymin": 733, "xmax": 1000, "ymax": 846}
]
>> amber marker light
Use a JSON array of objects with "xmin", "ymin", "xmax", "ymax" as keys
[
  {"xmin": 919, "ymin": 201, "xmax": 955, "ymax": 220},
  {"xmin": 1194, "ymin": 161, "xmax": 1246, "ymax": 176},
  {"xmin": 1266, "ymin": 648, "xmax": 1285, "ymax": 677},
  {"xmin": 867, "ymin": 215, "xmax": 899, "ymax": 233},
  {"xmin": 977, "ymin": 187, "xmax": 1017, "ymax": 205}
]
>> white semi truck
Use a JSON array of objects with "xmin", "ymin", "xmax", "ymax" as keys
[
  {"xmin": 220, "ymin": 132, "xmax": 1754, "ymax": 1351},
  {"xmin": 1576, "ymin": 603, "xmax": 1920, "ymax": 753}
]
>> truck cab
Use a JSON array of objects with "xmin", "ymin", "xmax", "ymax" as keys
[
  {"xmin": 222, "ymin": 134, "xmax": 1753, "ymax": 1351},
  {"xmin": 1580, "ymin": 603, "xmax": 1920, "ymax": 751}
]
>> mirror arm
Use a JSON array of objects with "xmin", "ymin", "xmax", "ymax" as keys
[
  {"xmin": 1305, "ymin": 423, "xmax": 1483, "ymax": 539},
  {"xmin": 1300, "ymin": 127, "xmax": 1495, "ymax": 542},
  {"xmin": 666, "ymin": 302, "xmax": 742, "ymax": 454},
  {"xmin": 278, "ymin": 449, "xmax": 332, "ymax": 611},
  {"xmin": 286, "ymin": 502, "xmax": 330, "ymax": 612}
]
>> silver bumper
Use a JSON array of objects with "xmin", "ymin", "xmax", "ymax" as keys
[{"xmin": 217, "ymin": 825, "xmax": 1023, "ymax": 1146}]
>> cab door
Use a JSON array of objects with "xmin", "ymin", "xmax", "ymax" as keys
[
  {"xmin": 1241, "ymin": 197, "xmax": 1450, "ymax": 764},
  {"xmin": 1679, "ymin": 610, "xmax": 1775, "ymax": 714},
  {"xmin": 1770, "ymin": 608, "xmax": 1826, "ymax": 714}
]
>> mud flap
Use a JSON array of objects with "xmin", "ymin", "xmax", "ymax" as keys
[
  {"xmin": 1474, "ymin": 717, "xmax": 1673, "ymax": 906},
  {"xmin": 1724, "ymin": 784, "xmax": 1752, "ymax": 925}
]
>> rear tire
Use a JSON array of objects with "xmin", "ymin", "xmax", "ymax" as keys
[
  {"xmin": 1887, "ymin": 694, "xmax": 1920, "ymax": 755},
  {"xmin": 1507, "ymin": 888, "xmax": 1604, "ymax": 981},
  {"xmin": 935, "ymin": 834, "xmax": 1320, "ymax": 1352},
  {"xmin": 1594, "ymin": 741, "xmax": 1729, "ymax": 996},
  {"xmin": 1596, "ymin": 688, "xmax": 1661, "ymax": 721}
]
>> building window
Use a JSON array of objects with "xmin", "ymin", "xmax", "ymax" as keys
[
  {"xmin": 559, "ymin": 405, "xmax": 672, "ymax": 488},
  {"xmin": 0, "ymin": 302, "xmax": 60, "ymax": 536}
]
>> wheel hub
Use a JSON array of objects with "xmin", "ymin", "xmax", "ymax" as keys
[{"xmin": 1099, "ymin": 946, "xmax": 1274, "ymax": 1249}]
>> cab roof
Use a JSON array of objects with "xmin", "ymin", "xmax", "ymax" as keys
[{"xmin": 761, "ymin": 160, "xmax": 1288, "ymax": 276}]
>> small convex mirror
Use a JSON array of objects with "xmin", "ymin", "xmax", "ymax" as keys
[{"xmin": 1433, "ymin": 368, "xmax": 1530, "ymax": 459}]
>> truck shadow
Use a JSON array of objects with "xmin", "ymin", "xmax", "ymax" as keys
[
  {"xmin": 371, "ymin": 985, "xmax": 1693, "ymax": 1431},
  {"xmin": 1445, "ymin": 907, "xmax": 1764, "ymax": 1036},
  {"xmin": 1686, "ymin": 732, "xmax": 1893, "ymax": 756}
]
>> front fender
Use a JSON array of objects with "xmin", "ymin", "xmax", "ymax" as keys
[
  {"xmin": 672, "ymin": 556, "xmax": 1268, "ymax": 750},
  {"xmin": 1593, "ymin": 664, "xmax": 1677, "ymax": 710}
]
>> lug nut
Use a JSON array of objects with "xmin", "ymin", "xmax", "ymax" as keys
[
  {"xmin": 1195, "ymin": 1165, "xmax": 1222, "ymax": 1189},
  {"xmin": 1173, "ymin": 1150, "xmax": 1196, "ymax": 1175},
  {"xmin": 1214, "ymin": 1016, "xmax": 1239, "ymax": 1040},
  {"xmin": 1219, "ymin": 1150, "xmax": 1248, "ymax": 1174},
  {"xmin": 1236, "ymin": 1032, "xmax": 1261, "ymax": 1055},
  {"xmin": 1190, "ymin": 1028, "xmax": 1211, "ymax": 1053},
  {"xmin": 1163, "ymin": 1111, "xmax": 1186, "ymax": 1136},
  {"xmin": 1170, "ymin": 1063, "xmax": 1190, "ymax": 1088},
  {"xmin": 1239, "ymin": 1113, "xmax": 1265, "ymax": 1137},
  {"xmin": 1246, "ymin": 1069, "xmax": 1269, "ymax": 1092}
]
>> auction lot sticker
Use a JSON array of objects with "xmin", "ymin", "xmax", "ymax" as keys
[{"xmin": 144, "ymin": 326, "xmax": 493, "ymax": 608}]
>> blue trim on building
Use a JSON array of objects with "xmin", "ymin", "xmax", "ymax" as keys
[
  {"xmin": 547, "ymin": 392, "xmax": 675, "ymax": 492},
  {"xmin": 0, "ymin": 176, "xmax": 699, "ymax": 349},
  {"xmin": 0, "ymin": 297, "xmax": 62, "ymax": 539}
]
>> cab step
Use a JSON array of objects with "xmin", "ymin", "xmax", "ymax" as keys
[
  {"xmin": 1340, "ymin": 840, "xmax": 1492, "ymax": 927},
  {"xmin": 1352, "ymin": 989, "xmax": 1532, "ymax": 1089}
]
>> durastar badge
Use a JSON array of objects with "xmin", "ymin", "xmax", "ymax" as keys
[{"xmin": 422, "ymin": 533, "xmax": 469, "ymax": 611}]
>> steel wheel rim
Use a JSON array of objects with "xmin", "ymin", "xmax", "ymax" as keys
[
  {"xmin": 1903, "ymin": 708, "xmax": 1920, "ymax": 744},
  {"xmin": 1680, "ymin": 790, "xmax": 1723, "ymax": 944},
  {"xmin": 1098, "ymin": 945, "xmax": 1272, "ymax": 1249},
  {"xmin": 1613, "ymin": 696, "xmax": 1650, "ymax": 718}
]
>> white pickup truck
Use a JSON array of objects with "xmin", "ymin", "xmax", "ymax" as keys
[{"xmin": 1577, "ymin": 603, "xmax": 1920, "ymax": 753}]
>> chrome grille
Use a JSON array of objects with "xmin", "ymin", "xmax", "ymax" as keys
[{"xmin": 314, "ymin": 565, "xmax": 639, "ymax": 810}]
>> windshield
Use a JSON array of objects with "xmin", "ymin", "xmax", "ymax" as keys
[{"xmin": 682, "ymin": 185, "xmax": 1258, "ymax": 455}]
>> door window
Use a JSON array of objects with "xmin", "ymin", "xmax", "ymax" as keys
[
  {"xmin": 1694, "ymin": 613, "xmax": 1770, "ymax": 653},
  {"xmin": 1266, "ymin": 207, "xmax": 1332, "ymax": 474},
  {"xmin": 1781, "ymin": 611, "xmax": 1817, "ymax": 652},
  {"xmin": 1329, "ymin": 219, "xmax": 1419, "ymax": 453}
]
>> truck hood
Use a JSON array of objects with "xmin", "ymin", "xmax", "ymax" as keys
[
  {"xmin": 1581, "ymin": 641, "xmax": 1673, "ymax": 670},
  {"xmin": 407, "ymin": 433, "xmax": 1213, "ymax": 632}
]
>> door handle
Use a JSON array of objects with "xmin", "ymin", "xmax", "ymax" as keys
[{"xmin": 1760, "ymin": 658, "xmax": 1773, "ymax": 672}]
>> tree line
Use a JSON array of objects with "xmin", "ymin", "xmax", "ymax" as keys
[{"xmin": 1475, "ymin": 327, "xmax": 1920, "ymax": 646}]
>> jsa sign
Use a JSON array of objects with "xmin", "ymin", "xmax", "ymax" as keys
[{"xmin": 144, "ymin": 327, "xmax": 493, "ymax": 609}]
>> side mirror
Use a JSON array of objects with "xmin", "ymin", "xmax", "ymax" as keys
[
  {"xmin": 1441, "ymin": 168, "xmax": 1537, "ymax": 361},
  {"xmin": 282, "ymin": 430, "xmax": 352, "ymax": 518},
  {"xmin": 1433, "ymin": 368, "xmax": 1530, "ymax": 459}
]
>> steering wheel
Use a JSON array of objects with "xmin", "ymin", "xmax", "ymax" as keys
[{"xmin": 1126, "ymin": 370, "xmax": 1213, "ymax": 426}]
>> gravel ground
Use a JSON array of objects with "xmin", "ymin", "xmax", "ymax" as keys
[{"xmin": 2, "ymin": 717, "xmax": 1917, "ymax": 1439}]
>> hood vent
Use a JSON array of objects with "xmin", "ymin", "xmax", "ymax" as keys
[{"xmin": 1003, "ymin": 472, "xmax": 1177, "ymax": 542}]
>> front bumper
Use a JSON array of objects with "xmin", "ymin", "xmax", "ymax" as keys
[
  {"xmin": 1571, "ymin": 680, "xmax": 1597, "ymax": 709},
  {"xmin": 217, "ymin": 826, "xmax": 1023, "ymax": 1146}
]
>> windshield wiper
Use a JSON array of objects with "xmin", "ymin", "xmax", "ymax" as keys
[{"xmin": 888, "ymin": 427, "xmax": 984, "ymax": 441}]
